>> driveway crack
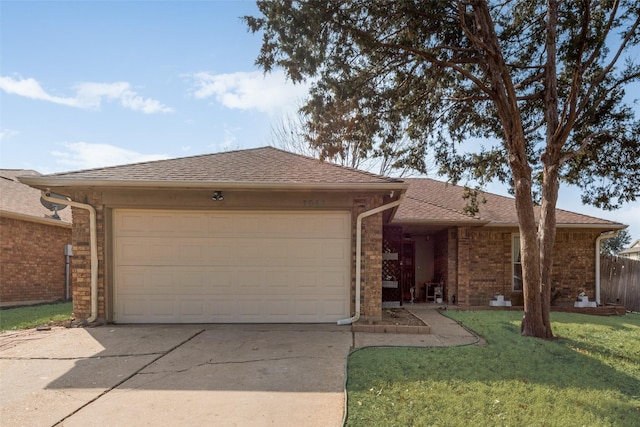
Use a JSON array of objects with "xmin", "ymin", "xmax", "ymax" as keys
[
  {"xmin": 139, "ymin": 355, "xmax": 328, "ymax": 375},
  {"xmin": 51, "ymin": 329, "xmax": 205, "ymax": 427},
  {"xmin": 0, "ymin": 353, "xmax": 165, "ymax": 361}
]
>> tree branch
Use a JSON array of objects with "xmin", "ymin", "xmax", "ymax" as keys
[{"xmin": 559, "ymin": 130, "xmax": 609, "ymax": 165}]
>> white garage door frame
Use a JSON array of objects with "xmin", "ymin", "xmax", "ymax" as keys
[{"xmin": 113, "ymin": 209, "xmax": 352, "ymax": 323}]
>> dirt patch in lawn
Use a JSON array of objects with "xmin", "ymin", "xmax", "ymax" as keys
[{"xmin": 378, "ymin": 308, "xmax": 426, "ymax": 326}]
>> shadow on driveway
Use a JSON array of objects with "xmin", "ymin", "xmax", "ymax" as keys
[{"xmin": 1, "ymin": 324, "xmax": 352, "ymax": 426}]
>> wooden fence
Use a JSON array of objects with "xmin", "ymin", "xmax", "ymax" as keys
[{"xmin": 600, "ymin": 255, "xmax": 640, "ymax": 313}]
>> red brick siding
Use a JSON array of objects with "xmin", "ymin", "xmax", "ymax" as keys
[
  {"xmin": 68, "ymin": 191, "xmax": 105, "ymax": 320},
  {"xmin": 551, "ymin": 230, "xmax": 600, "ymax": 304},
  {"xmin": 0, "ymin": 217, "xmax": 71, "ymax": 303},
  {"xmin": 463, "ymin": 228, "xmax": 512, "ymax": 305},
  {"xmin": 353, "ymin": 194, "xmax": 383, "ymax": 322},
  {"xmin": 456, "ymin": 227, "xmax": 601, "ymax": 306}
]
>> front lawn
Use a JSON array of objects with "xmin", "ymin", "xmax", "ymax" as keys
[
  {"xmin": 346, "ymin": 311, "xmax": 640, "ymax": 426},
  {"xmin": 0, "ymin": 302, "xmax": 73, "ymax": 332}
]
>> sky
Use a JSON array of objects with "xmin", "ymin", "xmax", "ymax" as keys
[{"xmin": 1, "ymin": 0, "xmax": 639, "ymax": 241}]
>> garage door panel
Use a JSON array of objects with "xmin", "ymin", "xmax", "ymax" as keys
[
  {"xmin": 320, "ymin": 241, "xmax": 350, "ymax": 259},
  {"xmin": 175, "ymin": 214, "xmax": 206, "ymax": 235},
  {"xmin": 210, "ymin": 299, "xmax": 234, "ymax": 317},
  {"xmin": 118, "ymin": 241, "xmax": 174, "ymax": 264},
  {"xmin": 118, "ymin": 266, "xmax": 349, "ymax": 296},
  {"xmin": 208, "ymin": 270, "xmax": 234, "ymax": 289},
  {"xmin": 121, "ymin": 298, "xmax": 175, "ymax": 319},
  {"xmin": 114, "ymin": 210, "xmax": 351, "ymax": 323},
  {"xmin": 180, "ymin": 300, "xmax": 205, "ymax": 317}
]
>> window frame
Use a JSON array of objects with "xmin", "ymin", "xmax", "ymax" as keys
[{"xmin": 512, "ymin": 234, "xmax": 523, "ymax": 292}]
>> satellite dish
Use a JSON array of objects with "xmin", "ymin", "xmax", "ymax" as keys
[{"xmin": 40, "ymin": 193, "xmax": 68, "ymax": 220}]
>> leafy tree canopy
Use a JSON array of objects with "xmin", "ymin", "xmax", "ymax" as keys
[
  {"xmin": 246, "ymin": 0, "xmax": 640, "ymax": 208},
  {"xmin": 245, "ymin": 0, "xmax": 640, "ymax": 338},
  {"xmin": 601, "ymin": 229, "xmax": 633, "ymax": 255}
]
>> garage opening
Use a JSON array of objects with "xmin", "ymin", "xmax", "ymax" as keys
[{"xmin": 113, "ymin": 209, "xmax": 351, "ymax": 323}]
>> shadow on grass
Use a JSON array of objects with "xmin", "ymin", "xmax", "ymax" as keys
[{"xmin": 346, "ymin": 311, "xmax": 640, "ymax": 426}]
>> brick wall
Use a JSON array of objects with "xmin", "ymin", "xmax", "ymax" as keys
[
  {"xmin": 68, "ymin": 191, "xmax": 105, "ymax": 321},
  {"xmin": 353, "ymin": 194, "xmax": 383, "ymax": 322},
  {"xmin": 456, "ymin": 227, "xmax": 602, "ymax": 306},
  {"xmin": 0, "ymin": 216, "xmax": 71, "ymax": 304},
  {"xmin": 464, "ymin": 227, "xmax": 512, "ymax": 305},
  {"xmin": 551, "ymin": 229, "xmax": 600, "ymax": 305}
]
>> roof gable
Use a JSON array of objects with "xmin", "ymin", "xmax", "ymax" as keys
[
  {"xmin": 394, "ymin": 178, "xmax": 624, "ymax": 229},
  {"xmin": 20, "ymin": 147, "xmax": 402, "ymax": 189}
]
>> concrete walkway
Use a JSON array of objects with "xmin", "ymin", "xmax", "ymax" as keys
[
  {"xmin": 0, "ymin": 309, "xmax": 476, "ymax": 427},
  {"xmin": 353, "ymin": 305, "xmax": 480, "ymax": 348}
]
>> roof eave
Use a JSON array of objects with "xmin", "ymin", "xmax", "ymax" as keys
[
  {"xmin": 18, "ymin": 176, "xmax": 408, "ymax": 192},
  {"xmin": 392, "ymin": 219, "xmax": 626, "ymax": 230},
  {"xmin": 0, "ymin": 210, "xmax": 72, "ymax": 227},
  {"xmin": 392, "ymin": 218, "xmax": 491, "ymax": 227},
  {"xmin": 488, "ymin": 222, "xmax": 627, "ymax": 230}
]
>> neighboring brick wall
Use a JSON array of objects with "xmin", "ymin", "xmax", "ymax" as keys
[
  {"xmin": 456, "ymin": 227, "xmax": 601, "ymax": 306},
  {"xmin": 0, "ymin": 216, "xmax": 71, "ymax": 304},
  {"xmin": 353, "ymin": 194, "xmax": 383, "ymax": 322},
  {"xmin": 68, "ymin": 191, "xmax": 105, "ymax": 321}
]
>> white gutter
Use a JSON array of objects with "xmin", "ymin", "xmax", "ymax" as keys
[
  {"xmin": 337, "ymin": 192, "xmax": 405, "ymax": 325},
  {"xmin": 595, "ymin": 230, "xmax": 621, "ymax": 305},
  {"xmin": 41, "ymin": 191, "xmax": 98, "ymax": 323}
]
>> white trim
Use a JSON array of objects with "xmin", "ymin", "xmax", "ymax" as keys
[{"xmin": 512, "ymin": 233, "xmax": 523, "ymax": 292}]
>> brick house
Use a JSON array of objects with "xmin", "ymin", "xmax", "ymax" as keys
[
  {"xmin": 1, "ymin": 170, "xmax": 72, "ymax": 306},
  {"xmin": 18, "ymin": 147, "xmax": 624, "ymax": 323}
]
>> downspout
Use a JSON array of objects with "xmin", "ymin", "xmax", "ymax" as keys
[
  {"xmin": 337, "ymin": 192, "xmax": 405, "ymax": 325},
  {"xmin": 595, "ymin": 230, "xmax": 620, "ymax": 306},
  {"xmin": 42, "ymin": 191, "xmax": 98, "ymax": 323}
]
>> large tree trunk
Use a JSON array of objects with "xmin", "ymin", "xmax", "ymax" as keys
[
  {"xmin": 471, "ymin": 1, "xmax": 554, "ymax": 338},
  {"xmin": 512, "ymin": 152, "xmax": 549, "ymax": 338},
  {"xmin": 530, "ymin": 0, "xmax": 561, "ymax": 339},
  {"xmin": 537, "ymin": 164, "xmax": 558, "ymax": 339}
]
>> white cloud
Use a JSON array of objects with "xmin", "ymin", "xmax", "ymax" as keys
[
  {"xmin": 188, "ymin": 70, "xmax": 311, "ymax": 114},
  {"xmin": 51, "ymin": 142, "xmax": 169, "ymax": 170},
  {"xmin": 0, "ymin": 75, "xmax": 173, "ymax": 114},
  {"xmin": 0, "ymin": 128, "xmax": 20, "ymax": 141}
]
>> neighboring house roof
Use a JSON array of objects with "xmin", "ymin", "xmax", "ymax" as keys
[
  {"xmin": 393, "ymin": 178, "xmax": 625, "ymax": 229},
  {"xmin": 0, "ymin": 169, "xmax": 72, "ymax": 225},
  {"xmin": 18, "ymin": 147, "xmax": 405, "ymax": 191},
  {"xmin": 619, "ymin": 240, "xmax": 640, "ymax": 256}
]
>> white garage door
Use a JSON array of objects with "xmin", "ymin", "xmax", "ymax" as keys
[{"xmin": 113, "ymin": 210, "xmax": 351, "ymax": 323}]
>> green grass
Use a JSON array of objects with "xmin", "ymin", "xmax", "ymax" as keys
[
  {"xmin": 0, "ymin": 302, "xmax": 73, "ymax": 332},
  {"xmin": 346, "ymin": 311, "xmax": 640, "ymax": 426}
]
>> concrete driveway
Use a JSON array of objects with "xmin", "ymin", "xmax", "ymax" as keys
[{"xmin": 0, "ymin": 324, "xmax": 352, "ymax": 427}]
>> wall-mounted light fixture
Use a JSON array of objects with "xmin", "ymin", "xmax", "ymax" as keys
[{"xmin": 212, "ymin": 190, "xmax": 224, "ymax": 201}]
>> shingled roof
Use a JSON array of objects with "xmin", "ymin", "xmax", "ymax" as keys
[
  {"xmin": 18, "ymin": 147, "xmax": 404, "ymax": 190},
  {"xmin": 393, "ymin": 178, "xmax": 624, "ymax": 229},
  {"xmin": 0, "ymin": 170, "xmax": 72, "ymax": 224},
  {"xmin": 13, "ymin": 147, "xmax": 625, "ymax": 230}
]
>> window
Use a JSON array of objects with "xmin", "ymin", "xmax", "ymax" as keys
[{"xmin": 512, "ymin": 235, "xmax": 523, "ymax": 292}]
